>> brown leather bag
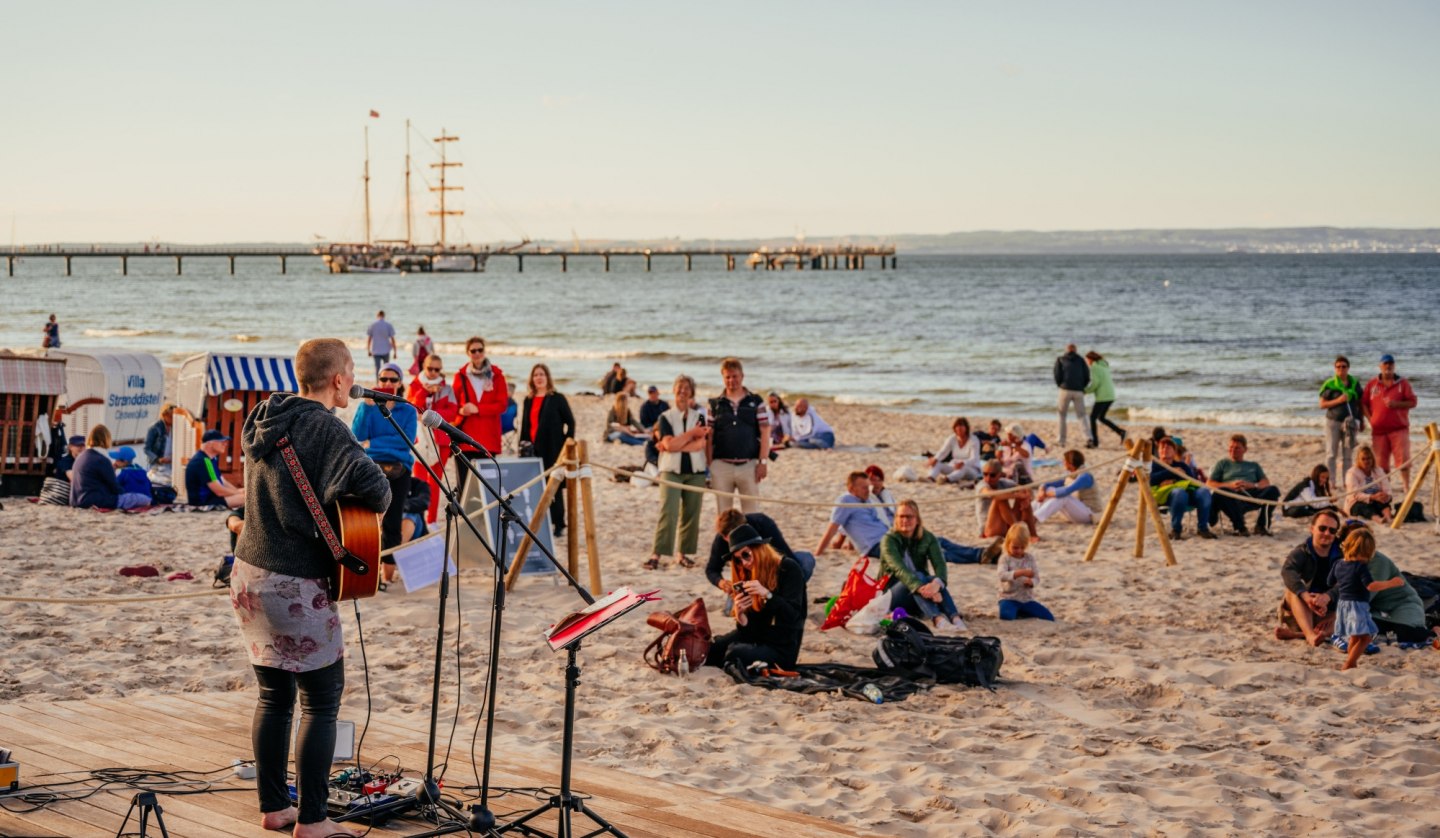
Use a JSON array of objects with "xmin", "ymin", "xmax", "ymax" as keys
[{"xmin": 644, "ymin": 597, "xmax": 712, "ymax": 674}]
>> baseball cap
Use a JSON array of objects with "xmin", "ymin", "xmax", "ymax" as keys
[
  {"xmin": 202, "ymin": 429, "xmax": 231, "ymax": 443},
  {"xmin": 647, "ymin": 385, "xmax": 659, "ymax": 394},
  {"xmin": 68, "ymin": 434, "xmax": 85, "ymax": 446},
  {"xmin": 1379, "ymin": 354, "xmax": 1395, "ymax": 364},
  {"xmin": 110, "ymin": 446, "xmax": 137, "ymax": 461}
]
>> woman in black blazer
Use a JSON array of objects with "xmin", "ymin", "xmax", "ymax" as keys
[{"xmin": 519, "ymin": 363, "xmax": 576, "ymax": 535}]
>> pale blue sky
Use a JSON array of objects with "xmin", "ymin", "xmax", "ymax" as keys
[{"xmin": 4, "ymin": 1, "xmax": 1437, "ymax": 243}]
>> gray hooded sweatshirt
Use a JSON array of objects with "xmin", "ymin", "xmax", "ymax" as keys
[{"xmin": 235, "ymin": 392, "xmax": 391, "ymax": 579}]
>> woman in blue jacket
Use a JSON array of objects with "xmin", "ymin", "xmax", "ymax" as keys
[{"xmin": 352, "ymin": 362, "xmax": 418, "ymax": 582}]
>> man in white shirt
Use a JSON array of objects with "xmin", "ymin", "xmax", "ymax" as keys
[{"xmin": 784, "ymin": 398, "xmax": 836, "ymax": 449}]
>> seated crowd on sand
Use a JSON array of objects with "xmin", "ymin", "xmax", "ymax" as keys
[{"xmin": 36, "ymin": 333, "xmax": 1436, "ymax": 672}]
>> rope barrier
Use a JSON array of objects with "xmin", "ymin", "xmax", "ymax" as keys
[
  {"xmin": 1147, "ymin": 446, "xmax": 1428, "ymax": 509},
  {"xmin": 585, "ymin": 450, "xmax": 1131, "ymax": 507}
]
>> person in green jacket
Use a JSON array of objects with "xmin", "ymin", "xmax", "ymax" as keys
[
  {"xmin": 879, "ymin": 499, "xmax": 967, "ymax": 634},
  {"xmin": 1084, "ymin": 351, "xmax": 1126, "ymax": 448}
]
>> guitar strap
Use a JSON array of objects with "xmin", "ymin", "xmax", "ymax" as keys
[{"xmin": 275, "ymin": 436, "xmax": 346, "ymax": 563}]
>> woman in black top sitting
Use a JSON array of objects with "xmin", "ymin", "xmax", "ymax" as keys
[
  {"xmin": 1282, "ymin": 464, "xmax": 1337, "ymax": 519},
  {"xmin": 519, "ymin": 363, "xmax": 576, "ymax": 536},
  {"xmin": 706, "ymin": 524, "xmax": 807, "ymax": 671}
]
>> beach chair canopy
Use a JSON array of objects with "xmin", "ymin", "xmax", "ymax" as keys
[
  {"xmin": 176, "ymin": 352, "xmax": 299, "ymax": 418},
  {"xmin": 0, "ymin": 354, "xmax": 66, "ymax": 395}
]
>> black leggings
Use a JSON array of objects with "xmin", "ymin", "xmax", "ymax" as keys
[
  {"xmin": 1374, "ymin": 617, "xmax": 1434, "ymax": 644},
  {"xmin": 1090, "ymin": 401, "xmax": 1124, "ymax": 442},
  {"xmin": 380, "ymin": 464, "xmax": 411, "ymax": 557},
  {"xmin": 252, "ymin": 659, "xmax": 345, "ymax": 824}
]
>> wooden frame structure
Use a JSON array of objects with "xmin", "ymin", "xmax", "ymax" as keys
[
  {"xmin": 1082, "ymin": 438, "xmax": 1178, "ymax": 566},
  {"xmin": 504, "ymin": 439, "xmax": 605, "ymax": 595},
  {"xmin": 1392, "ymin": 422, "xmax": 1440, "ymax": 530}
]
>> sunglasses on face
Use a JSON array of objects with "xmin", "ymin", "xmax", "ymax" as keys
[
  {"xmin": 1316, "ymin": 525, "xmax": 1338, "ymax": 535},
  {"xmin": 378, "ymin": 377, "xmax": 401, "ymax": 384},
  {"xmin": 424, "ymin": 368, "xmax": 442, "ymax": 373},
  {"xmin": 469, "ymin": 348, "xmax": 486, "ymax": 355},
  {"xmin": 736, "ymin": 548, "xmax": 754, "ymax": 560}
]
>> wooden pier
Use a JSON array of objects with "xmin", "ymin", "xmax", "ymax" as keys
[
  {"xmin": 0, "ymin": 690, "xmax": 876, "ymax": 837},
  {"xmin": 2, "ymin": 244, "xmax": 898, "ymax": 276}
]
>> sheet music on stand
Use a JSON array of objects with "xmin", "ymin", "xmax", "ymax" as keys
[{"xmin": 545, "ymin": 587, "xmax": 660, "ymax": 652}]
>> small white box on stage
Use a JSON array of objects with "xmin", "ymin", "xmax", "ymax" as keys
[{"xmin": 290, "ymin": 720, "xmax": 356, "ymax": 763}]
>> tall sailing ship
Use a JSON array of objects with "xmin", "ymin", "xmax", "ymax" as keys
[{"xmin": 317, "ymin": 120, "xmax": 526, "ymax": 274}]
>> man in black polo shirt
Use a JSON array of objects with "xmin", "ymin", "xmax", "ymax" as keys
[{"xmin": 707, "ymin": 356, "xmax": 769, "ymax": 513}]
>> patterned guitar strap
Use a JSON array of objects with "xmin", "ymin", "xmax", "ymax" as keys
[{"xmin": 275, "ymin": 437, "xmax": 369, "ymax": 585}]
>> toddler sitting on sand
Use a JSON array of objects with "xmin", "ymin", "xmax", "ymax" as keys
[{"xmin": 997, "ymin": 523, "xmax": 1055, "ymax": 621}]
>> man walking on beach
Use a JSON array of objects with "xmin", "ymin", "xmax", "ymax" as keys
[
  {"xmin": 1362, "ymin": 353, "xmax": 1418, "ymax": 490},
  {"xmin": 365, "ymin": 310, "xmax": 398, "ymax": 380},
  {"xmin": 707, "ymin": 357, "xmax": 769, "ymax": 513},
  {"xmin": 1054, "ymin": 344, "xmax": 1094, "ymax": 448}
]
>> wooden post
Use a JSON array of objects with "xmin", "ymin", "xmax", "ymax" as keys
[
  {"xmin": 577, "ymin": 440, "xmax": 603, "ymax": 595},
  {"xmin": 6, "ymin": 255, "xmax": 12, "ymax": 276},
  {"xmin": 279, "ymin": 255, "xmax": 287, "ymax": 274},
  {"xmin": 120, "ymin": 255, "xmax": 127, "ymax": 276},
  {"xmin": 644, "ymin": 253, "xmax": 652, "ymax": 272},
  {"xmin": 564, "ymin": 439, "xmax": 580, "ymax": 577},
  {"xmin": 228, "ymin": 255, "xmax": 236, "ymax": 275},
  {"xmin": 175, "ymin": 255, "xmax": 183, "ymax": 275},
  {"xmin": 560, "ymin": 254, "xmax": 567, "ymax": 273},
  {"xmin": 504, "ymin": 468, "xmax": 567, "ymax": 590},
  {"xmin": 1392, "ymin": 423, "xmax": 1439, "ymax": 529},
  {"xmin": 65, "ymin": 255, "xmax": 72, "ymax": 276},
  {"xmin": 1138, "ymin": 470, "xmax": 1178, "ymax": 567},
  {"xmin": 516, "ymin": 254, "xmax": 524, "ymax": 273},
  {"xmin": 603, "ymin": 253, "xmax": 610, "ymax": 272},
  {"xmin": 685, "ymin": 254, "xmax": 692, "ymax": 271},
  {"xmin": 1085, "ymin": 440, "xmax": 1137, "ymax": 562}
]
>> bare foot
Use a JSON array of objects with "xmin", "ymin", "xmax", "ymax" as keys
[
  {"xmin": 260, "ymin": 807, "xmax": 297, "ymax": 831},
  {"xmin": 294, "ymin": 819, "xmax": 362, "ymax": 838},
  {"xmin": 1340, "ymin": 662, "xmax": 1356, "ymax": 671},
  {"xmin": 1275, "ymin": 626, "xmax": 1305, "ymax": 641},
  {"xmin": 1306, "ymin": 632, "xmax": 1327, "ymax": 647}
]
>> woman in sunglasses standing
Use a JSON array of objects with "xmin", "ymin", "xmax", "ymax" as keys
[
  {"xmin": 452, "ymin": 336, "xmax": 508, "ymax": 495},
  {"xmin": 352, "ymin": 361, "xmax": 417, "ymax": 584},
  {"xmin": 407, "ymin": 353, "xmax": 460, "ymax": 525}
]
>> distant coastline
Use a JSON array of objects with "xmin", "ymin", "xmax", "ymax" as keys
[{"xmin": 16, "ymin": 226, "xmax": 1440, "ymax": 255}]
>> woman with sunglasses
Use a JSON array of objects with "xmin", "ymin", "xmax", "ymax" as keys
[
  {"xmin": 880, "ymin": 499, "xmax": 968, "ymax": 634},
  {"xmin": 707, "ymin": 524, "xmax": 807, "ymax": 671},
  {"xmin": 407, "ymin": 354, "xmax": 460, "ymax": 525},
  {"xmin": 352, "ymin": 361, "xmax": 417, "ymax": 583},
  {"xmin": 452, "ymin": 336, "xmax": 508, "ymax": 493}
]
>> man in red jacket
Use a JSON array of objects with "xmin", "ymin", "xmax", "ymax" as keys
[
  {"xmin": 1362, "ymin": 353, "xmax": 1418, "ymax": 489},
  {"xmin": 452, "ymin": 336, "xmax": 508, "ymax": 492}
]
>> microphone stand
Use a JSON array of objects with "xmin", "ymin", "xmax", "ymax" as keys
[
  {"xmin": 365, "ymin": 399, "xmax": 503, "ymax": 835},
  {"xmin": 444, "ymin": 442, "xmax": 596, "ymax": 837}
]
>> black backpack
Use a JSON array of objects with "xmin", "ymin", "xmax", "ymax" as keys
[{"xmin": 873, "ymin": 617, "xmax": 1003, "ymax": 689}]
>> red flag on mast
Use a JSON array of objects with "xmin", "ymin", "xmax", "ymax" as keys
[{"xmin": 369, "ymin": 109, "xmax": 380, "ymax": 118}]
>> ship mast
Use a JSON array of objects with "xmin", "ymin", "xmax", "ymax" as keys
[
  {"xmin": 363, "ymin": 126, "xmax": 373, "ymax": 245},
  {"xmin": 404, "ymin": 119, "xmax": 413, "ymax": 246},
  {"xmin": 429, "ymin": 129, "xmax": 463, "ymax": 247}
]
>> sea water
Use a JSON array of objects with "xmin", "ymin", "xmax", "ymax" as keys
[{"xmin": 2, "ymin": 252, "xmax": 1435, "ymax": 432}]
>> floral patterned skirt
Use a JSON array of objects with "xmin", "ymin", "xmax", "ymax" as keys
[{"xmin": 230, "ymin": 559, "xmax": 344, "ymax": 672}]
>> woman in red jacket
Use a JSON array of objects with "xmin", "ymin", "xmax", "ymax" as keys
[
  {"xmin": 452, "ymin": 336, "xmax": 508, "ymax": 493},
  {"xmin": 407, "ymin": 353, "xmax": 460, "ymax": 524}
]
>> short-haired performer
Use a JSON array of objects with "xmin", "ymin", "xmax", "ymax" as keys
[{"xmin": 231, "ymin": 338, "xmax": 391, "ymax": 837}]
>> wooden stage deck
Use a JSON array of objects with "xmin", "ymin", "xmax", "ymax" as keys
[{"xmin": 0, "ymin": 691, "xmax": 872, "ymax": 838}]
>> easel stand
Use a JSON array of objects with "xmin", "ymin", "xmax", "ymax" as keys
[
  {"xmin": 504, "ymin": 439, "xmax": 605, "ymax": 595},
  {"xmin": 1392, "ymin": 422, "xmax": 1439, "ymax": 531},
  {"xmin": 495, "ymin": 641, "xmax": 626, "ymax": 838},
  {"xmin": 1082, "ymin": 439, "xmax": 1177, "ymax": 566}
]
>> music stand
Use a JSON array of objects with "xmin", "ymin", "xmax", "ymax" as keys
[{"xmin": 494, "ymin": 588, "xmax": 656, "ymax": 838}]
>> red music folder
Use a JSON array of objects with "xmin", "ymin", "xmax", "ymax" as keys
[{"xmin": 545, "ymin": 587, "xmax": 660, "ymax": 652}]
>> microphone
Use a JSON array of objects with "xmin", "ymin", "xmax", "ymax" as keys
[
  {"xmin": 349, "ymin": 384, "xmax": 408, "ymax": 403},
  {"xmin": 421, "ymin": 409, "xmax": 491, "ymax": 455}
]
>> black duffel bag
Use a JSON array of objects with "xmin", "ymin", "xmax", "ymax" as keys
[{"xmin": 874, "ymin": 617, "xmax": 1003, "ymax": 690}]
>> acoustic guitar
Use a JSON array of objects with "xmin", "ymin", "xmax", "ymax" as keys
[{"xmin": 329, "ymin": 500, "xmax": 383, "ymax": 601}]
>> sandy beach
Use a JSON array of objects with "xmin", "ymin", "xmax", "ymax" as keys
[{"xmin": 4, "ymin": 389, "xmax": 1439, "ymax": 837}]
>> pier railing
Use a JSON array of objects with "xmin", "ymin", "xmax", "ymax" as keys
[{"xmin": 2, "ymin": 244, "xmax": 898, "ymax": 276}]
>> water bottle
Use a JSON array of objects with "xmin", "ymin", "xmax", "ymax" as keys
[
  {"xmin": 860, "ymin": 684, "xmax": 884, "ymax": 704},
  {"xmin": 676, "ymin": 649, "xmax": 688, "ymax": 678}
]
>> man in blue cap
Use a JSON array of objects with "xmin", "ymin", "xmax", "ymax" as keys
[
  {"xmin": 186, "ymin": 429, "xmax": 246, "ymax": 508},
  {"xmin": 110, "ymin": 445, "xmax": 153, "ymax": 507},
  {"xmin": 54, "ymin": 434, "xmax": 84, "ymax": 480},
  {"xmin": 1362, "ymin": 353, "xmax": 1418, "ymax": 489}
]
